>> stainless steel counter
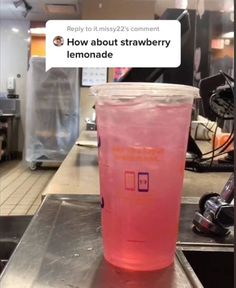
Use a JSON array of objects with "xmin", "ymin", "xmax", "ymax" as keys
[
  {"xmin": 0, "ymin": 195, "xmax": 198, "ymax": 288},
  {"xmin": 42, "ymin": 144, "xmax": 231, "ymax": 198}
]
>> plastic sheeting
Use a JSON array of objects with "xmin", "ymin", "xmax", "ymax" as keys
[{"xmin": 25, "ymin": 57, "xmax": 80, "ymax": 163}]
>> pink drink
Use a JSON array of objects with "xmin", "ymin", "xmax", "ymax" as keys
[{"xmin": 93, "ymin": 83, "xmax": 196, "ymax": 271}]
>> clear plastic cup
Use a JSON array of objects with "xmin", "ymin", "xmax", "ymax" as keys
[{"xmin": 91, "ymin": 83, "xmax": 199, "ymax": 271}]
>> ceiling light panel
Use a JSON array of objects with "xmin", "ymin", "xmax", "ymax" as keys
[{"xmin": 30, "ymin": 27, "xmax": 46, "ymax": 35}]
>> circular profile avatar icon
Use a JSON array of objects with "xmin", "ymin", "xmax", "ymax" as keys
[{"xmin": 53, "ymin": 36, "xmax": 64, "ymax": 47}]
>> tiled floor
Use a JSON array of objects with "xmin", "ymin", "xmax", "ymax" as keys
[{"xmin": 0, "ymin": 160, "xmax": 58, "ymax": 216}]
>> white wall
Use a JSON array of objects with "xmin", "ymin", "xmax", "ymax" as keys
[{"xmin": 0, "ymin": 19, "xmax": 30, "ymax": 153}]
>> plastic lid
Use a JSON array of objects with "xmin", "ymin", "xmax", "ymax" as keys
[{"xmin": 91, "ymin": 82, "xmax": 200, "ymax": 103}]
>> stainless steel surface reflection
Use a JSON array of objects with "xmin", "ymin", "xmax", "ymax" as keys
[
  {"xmin": 0, "ymin": 195, "xmax": 194, "ymax": 288},
  {"xmin": 90, "ymin": 257, "xmax": 192, "ymax": 288}
]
